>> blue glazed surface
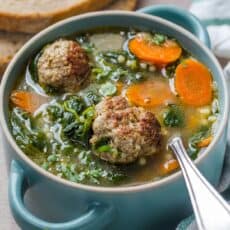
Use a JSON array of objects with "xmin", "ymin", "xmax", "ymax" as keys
[
  {"xmin": 138, "ymin": 5, "xmax": 211, "ymax": 48},
  {"xmin": 0, "ymin": 6, "xmax": 228, "ymax": 230},
  {"xmin": 9, "ymin": 161, "xmax": 115, "ymax": 230}
]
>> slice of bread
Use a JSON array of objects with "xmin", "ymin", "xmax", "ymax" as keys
[
  {"xmin": 106, "ymin": 0, "xmax": 137, "ymax": 10},
  {"xmin": 0, "ymin": 0, "xmax": 137, "ymax": 76},
  {"xmin": 0, "ymin": 0, "xmax": 113, "ymax": 33}
]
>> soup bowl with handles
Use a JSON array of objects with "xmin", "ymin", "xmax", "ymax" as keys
[{"xmin": 0, "ymin": 5, "xmax": 229, "ymax": 230}]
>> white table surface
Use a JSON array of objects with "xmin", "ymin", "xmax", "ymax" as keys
[{"xmin": 0, "ymin": 1, "xmax": 191, "ymax": 229}]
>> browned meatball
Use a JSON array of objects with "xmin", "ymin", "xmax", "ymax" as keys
[
  {"xmin": 90, "ymin": 96, "xmax": 162, "ymax": 164},
  {"xmin": 37, "ymin": 39, "xmax": 90, "ymax": 93}
]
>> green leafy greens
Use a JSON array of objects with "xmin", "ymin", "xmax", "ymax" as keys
[
  {"xmin": 92, "ymin": 51, "xmax": 146, "ymax": 84},
  {"xmin": 99, "ymin": 82, "xmax": 117, "ymax": 96},
  {"xmin": 48, "ymin": 95, "xmax": 94, "ymax": 147},
  {"xmin": 163, "ymin": 104, "xmax": 185, "ymax": 128},
  {"xmin": 152, "ymin": 33, "xmax": 167, "ymax": 45},
  {"xmin": 10, "ymin": 108, "xmax": 47, "ymax": 157},
  {"xmin": 188, "ymin": 126, "xmax": 211, "ymax": 159},
  {"xmin": 10, "ymin": 96, "xmax": 126, "ymax": 185}
]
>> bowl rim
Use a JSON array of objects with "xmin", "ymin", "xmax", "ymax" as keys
[{"xmin": 0, "ymin": 10, "xmax": 229, "ymax": 194}]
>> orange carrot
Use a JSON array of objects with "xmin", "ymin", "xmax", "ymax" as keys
[
  {"xmin": 161, "ymin": 159, "xmax": 179, "ymax": 174},
  {"xmin": 175, "ymin": 59, "xmax": 212, "ymax": 106},
  {"xmin": 129, "ymin": 37, "xmax": 182, "ymax": 65},
  {"xmin": 10, "ymin": 91, "xmax": 48, "ymax": 113},
  {"xmin": 126, "ymin": 79, "xmax": 176, "ymax": 108},
  {"xmin": 197, "ymin": 136, "xmax": 213, "ymax": 148}
]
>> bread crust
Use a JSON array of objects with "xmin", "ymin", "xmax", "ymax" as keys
[
  {"xmin": 0, "ymin": 0, "xmax": 113, "ymax": 33},
  {"xmin": 0, "ymin": 57, "xmax": 10, "ymax": 75},
  {"xmin": 106, "ymin": 0, "xmax": 137, "ymax": 10},
  {"xmin": 0, "ymin": 0, "xmax": 137, "ymax": 77}
]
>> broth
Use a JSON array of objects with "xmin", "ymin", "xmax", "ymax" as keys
[{"xmin": 9, "ymin": 28, "xmax": 219, "ymax": 186}]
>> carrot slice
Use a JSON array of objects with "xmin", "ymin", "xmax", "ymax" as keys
[
  {"xmin": 175, "ymin": 59, "xmax": 212, "ymax": 106},
  {"xmin": 197, "ymin": 136, "xmax": 213, "ymax": 148},
  {"xmin": 10, "ymin": 91, "xmax": 48, "ymax": 113},
  {"xmin": 161, "ymin": 159, "xmax": 179, "ymax": 175},
  {"xmin": 126, "ymin": 79, "xmax": 176, "ymax": 108},
  {"xmin": 129, "ymin": 37, "xmax": 182, "ymax": 65}
]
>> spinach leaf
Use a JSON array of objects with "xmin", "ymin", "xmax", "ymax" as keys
[
  {"xmin": 92, "ymin": 136, "xmax": 120, "ymax": 156},
  {"xmin": 92, "ymin": 51, "xmax": 145, "ymax": 84},
  {"xmin": 47, "ymin": 96, "xmax": 95, "ymax": 147},
  {"xmin": 152, "ymin": 33, "xmax": 167, "ymax": 45},
  {"xmin": 163, "ymin": 104, "xmax": 184, "ymax": 128},
  {"xmin": 64, "ymin": 95, "xmax": 85, "ymax": 114},
  {"xmin": 109, "ymin": 68, "xmax": 128, "ymax": 81},
  {"xmin": 82, "ymin": 90, "xmax": 101, "ymax": 106},
  {"xmin": 92, "ymin": 136, "xmax": 110, "ymax": 148},
  {"xmin": 10, "ymin": 104, "xmax": 126, "ymax": 186},
  {"xmin": 102, "ymin": 51, "xmax": 127, "ymax": 64},
  {"xmin": 46, "ymin": 104, "xmax": 64, "ymax": 120},
  {"xmin": 92, "ymin": 66, "xmax": 111, "ymax": 83},
  {"xmin": 99, "ymin": 82, "xmax": 117, "ymax": 96},
  {"xmin": 188, "ymin": 126, "xmax": 211, "ymax": 159},
  {"xmin": 97, "ymin": 145, "xmax": 114, "ymax": 153},
  {"xmin": 10, "ymin": 108, "xmax": 47, "ymax": 157}
]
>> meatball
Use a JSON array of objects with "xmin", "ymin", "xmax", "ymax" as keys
[
  {"xmin": 90, "ymin": 96, "xmax": 162, "ymax": 164},
  {"xmin": 37, "ymin": 39, "xmax": 90, "ymax": 93}
]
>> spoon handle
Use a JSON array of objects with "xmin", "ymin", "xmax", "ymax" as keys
[{"xmin": 169, "ymin": 137, "xmax": 230, "ymax": 230}]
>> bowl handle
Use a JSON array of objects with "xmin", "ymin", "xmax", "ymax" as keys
[
  {"xmin": 9, "ymin": 161, "xmax": 115, "ymax": 230},
  {"xmin": 138, "ymin": 5, "xmax": 211, "ymax": 48}
]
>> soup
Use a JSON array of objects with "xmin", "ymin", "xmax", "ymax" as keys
[{"xmin": 9, "ymin": 28, "xmax": 219, "ymax": 186}]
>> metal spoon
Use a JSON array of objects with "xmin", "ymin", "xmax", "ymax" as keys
[{"xmin": 168, "ymin": 136, "xmax": 230, "ymax": 230}]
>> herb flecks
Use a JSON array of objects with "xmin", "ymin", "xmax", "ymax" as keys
[{"xmin": 152, "ymin": 33, "xmax": 167, "ymax": 45}]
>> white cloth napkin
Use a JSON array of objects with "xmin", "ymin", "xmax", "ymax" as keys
[
  {"xmin": 177, "ymin": 1, "xmax": 230, "ymax": 229},
  {"xmin": 190, "ymin": 0, "xmax": 230, "ymax": 146},
  {"xmin": 190, "ymin": 0, "xmax": 230, "ymax": 80}
]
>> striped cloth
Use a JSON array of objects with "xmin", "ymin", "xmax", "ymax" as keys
[{"xmin": 177, "ymin": 1, "xmax": 230, "ymax": 229}]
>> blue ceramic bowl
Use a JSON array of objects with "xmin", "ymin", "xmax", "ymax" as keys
[{"xmin": 0, "ymin": 5, "xmax": 229, "ymax": 230}]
